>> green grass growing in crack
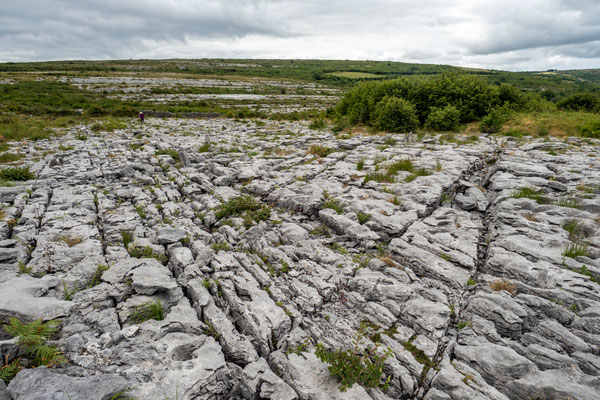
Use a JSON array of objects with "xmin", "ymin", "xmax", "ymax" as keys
[
  {"xmin": 154, "ymin": 149, "xmax": 179, "ymax": 160},
  {"xmin": 555, "ymin": 198, "xmax": 579, "ymax": 209},
  {"xmin": 563, "ymin": 242, "xmax": 590, "ymax": 259},
  {"xmin": 402, "ymin": 337, "xmax": 437, "ymax": 384},
  {"xmin": 128, "ymin": 300, "xmax": 164, "ymax": 324},
  {"xmin": 563, "ymin": 219, "xmax": 583, "ymax": 240},
  {"xmin": 128, "ymin": 245, "xmax": 168, "ymax": 264},
  {"xmin": 135, "ymin": 205, "xmax": 147, "ymax": 219},
  {"xmin": 211, "ymin": 242, "xmax": 231, "ymax": 252},
  {"xmin": 0, "ymin": 166, "xmax": 35, "ymax": 181},
  {"xmin": 510, "ymin": 187, "xmax": 548, "ymax": 204},
  {"xmin": 87, "ymin": 264, "xmax": 109, "ymax": 288},
  {"xmin": 62, "ymin": 280, "xmax": 78, "ymax": 300},
  {"xmin": 404, "ymin": 167, "xmax": 432, "ymax": 183},
  {"xmin": 121, "ymin": 230, "xmax": 134, "ymax": 249},
  {"xmin": 322, "ymin": 198, "xmax": 344, "ymax": 214},
  {"xmin": 356, "ymin": 212, "xmax": 371, "ymax": 224},
  {"xmin": 0, "ymin": 153, "xmax": 24, "ymax": 163}
]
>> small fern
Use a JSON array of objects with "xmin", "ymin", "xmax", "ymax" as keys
[{"xmin": 2, "ymin": 318, "xmax": 67, "ymax": 384}]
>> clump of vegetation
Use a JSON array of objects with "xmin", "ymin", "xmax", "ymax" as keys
[
  {"xmin": 579, "ymin": 121, "xmax": 600, "ymax": 139},
  {"xmin": 155, "ymin": 149, "xmax": 179, "ymax": 160},
  {"xmin": 315, "ymin": 324, "xmax": 392, "ymax": 392},
  {"xmin": 87, "ymin": 264, "xmax": 109, "ymax": 288},
  {"xmin": 322, "ymin": 198, "xmax": 344, "ymax": 214},
  {"xmin": 128, "ymin": 245, "xmax": 168, "ymax": 264},
  {"xmin": 211, "ymin": 242, "xmax": 231, "ymax": 252},
  {"xmin": 0, "ymin": 152, "xmax": 24, "ymax": 163},
  {"xmin": 56, "ymin": 234, "xmax": 82, "ymax": 247},
  {"xmin": 489, "ymin": 279, "xmax": 517, "ymax": 296},
  {"xmin": 121, "ymin": 230, "xmax": 134, "ymax": 249},
  {"xmin": 356, "ymin": 159, "xmax": 364, "ymax": 171},
  {"xmin": 425, "ymin": 105, "xmax": 461, "ymax": 131},
  {"xmin": 479, "ymin": 107, "xmax": 509, "ymax": 133},
  {"xmin": 90, "ymin": 119, "xmax": 127, "ymax": 132},
  {"xmin": 563, "ymin": 242, "xmax": 590, "ymax": 259},
  {"xmin": 1, "ymin": 318, "xmax": 67, "ymax": 384},
  {"xmin": 309, "ymin": 119, "xmax": 326, "ymax": 130},
  {"xmin": 198, "ymin": 143, "xmax": 211, "ymax": 152},
  {"xmin": 356, "ymin": 212, "xmax": 371, "ymax": 224},
  {"xmin": 308, "ymin": 145, "xmax": 335, "ymax": 157},
  {"xmin": 215, "ymin": 195, "xmax": 270, "ymax": 227},
  {"xmin": 372, "ymin": 96, "xmax": 419, "ymax": 133},
  {"xmin": 510, "ymin": 187, "xmax": 547, "ymax": 204},
  {"xmin": 128, "ymin": 300, "xmax": 164, "ymax": 324},
  {"xmin": 404, "ymin": 168, "xmax": 432, "ymax": 182},
  {"xmin": 0, "ymin": 166, "xmax": 35, "ymax": 181},
  {"xmin": 557, "ymin": 93, "xmax": 600, "ymax": 112},
  {"xmin": 556, "ymin": 198, "xmax": 579, "ymax": 209},
  {"xmin": 363, "ymin": 172, "xmax": 395, "ymax": 184},
  {"xmin": 563, "ymin": 219, "xmax": 583, "ymax": 240}
]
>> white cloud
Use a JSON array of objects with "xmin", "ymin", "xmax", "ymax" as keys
[{"xmin": 0, "ymin": 0, "xmax": 599, "ymax": 71}]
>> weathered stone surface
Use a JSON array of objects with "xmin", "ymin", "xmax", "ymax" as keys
[
  {"xmin": 7, "ymin": 367, "xmax": 128, "ymax": 400},
  {"xmin": 1, "ymin": 113, "xmax": 598, "ymax": 400}
]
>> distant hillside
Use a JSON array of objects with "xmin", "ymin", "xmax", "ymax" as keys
[{"xmin": 1, "ymin": 59, "xmax": 599, "ymax": 99}]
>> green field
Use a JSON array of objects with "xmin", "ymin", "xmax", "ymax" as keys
[{"xmin": 326, "ymin": 71, "xmax": 386, "ymax": 79}]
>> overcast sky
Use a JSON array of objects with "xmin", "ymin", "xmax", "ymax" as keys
[{"xmin": 1, "ymin": 0, "xmax": 599, "ymax": 71}]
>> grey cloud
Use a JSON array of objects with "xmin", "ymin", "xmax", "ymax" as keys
[
  {"xmin": 463, "ymin": 0, "xmax": 600, "ymax": 55},
  {"xmin": 0, "ymin": 0, "xmax": 599, "ymax": 71}
]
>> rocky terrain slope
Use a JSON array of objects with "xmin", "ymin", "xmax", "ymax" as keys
[{"xmin": 0, "ymin": 117, "xmax": 599, "ymax": 399}]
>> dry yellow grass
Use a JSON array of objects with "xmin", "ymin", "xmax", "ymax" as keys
[{"xmin": 489, "ymin": 279, "xmax": 517, "ymax": 296}]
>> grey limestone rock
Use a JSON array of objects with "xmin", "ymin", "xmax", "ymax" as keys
[{"xmin": 7, "ymin": 367, "xmax": 128, "ymax": 400}]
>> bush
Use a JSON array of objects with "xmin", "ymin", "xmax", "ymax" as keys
[
  {"xmin": 372, "ymin": 96, "xmax": 419, "ymax": 132},
  {"xmin": 579, "ymin": 121, "xmax": 600, "ymax": 138},
  {"xmin": 557, "ymin": 93, "xmax": 600, "ymax": 112},
  {"xmin": 315, "ymin": 324, "xmax": 392, "ymax": 392},
  {"xmin": 308, "ymin": 119, "xmax": 326, "ymax": 130},
  {"xmin": 424, "ymin": 105, "xmax": 461, "ymax": 131},
  {"xmin": 479, "ymin": 107, "xmax": 509, "ymax": 133}
]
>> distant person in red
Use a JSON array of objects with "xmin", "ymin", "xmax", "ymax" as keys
[{"xmin": 139, "ymin": 111, "xmax": 145, "ymax": 124}]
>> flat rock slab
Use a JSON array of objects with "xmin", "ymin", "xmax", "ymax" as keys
[
  {"xmin": 7, "ymin": 367, "xmax": 129, "ymax": 400},
  {"xmin": 0, "ymin": 276, "xmax": 72, "ymax": 328}
]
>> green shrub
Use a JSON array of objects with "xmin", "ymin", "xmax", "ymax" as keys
[
  {"xmin": 424, "ymin": 105, "xmax": 460, "ymax": 131},
  {"xmin": 557, "ymin": 93, "xmax": 600, "ymax": 112},
  {"xmin": 309, "ymin": 119, "xmax": 326, "ymax": 130},
  {"xmin": 372, "ymin": 96, "xmax": 419, "ymax": 133},
  {"xmin": 579, "ymin": 121, "xmax": 600, "ymax": 139},
  {"xmin": 479, "ymin": 108, "xmax": 509, "ymax": 133},
  {"xmin": 315, "ymin": 325, "xmax": 392, "ymax": 392},
  {"xmin": 215, "ymin": 195, "xmax": 270, "ymax": 228},
  {"xmin": 0, "ymin": 166, "xmax": 35, "ymax": 181}
]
